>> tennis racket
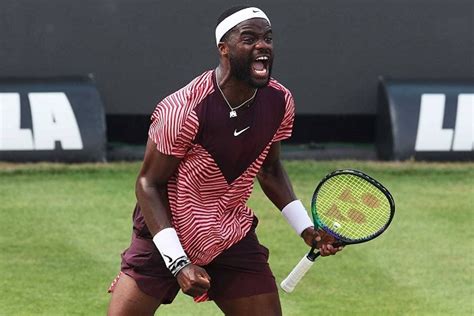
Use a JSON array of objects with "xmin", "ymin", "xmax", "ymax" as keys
[{"xmin": 280, "ymin": 169, "xmax": 395, "ymax": 293}]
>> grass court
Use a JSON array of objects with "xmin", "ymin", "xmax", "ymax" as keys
[{"xmin": 0, "ymin": 161, "xmax": 472, "ymax": 315}]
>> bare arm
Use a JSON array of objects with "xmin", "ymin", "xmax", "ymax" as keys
[
  {"xmin": 256, "ymin": 142, "xmax": 296, "ymax": 210},
  {"xmin": 257, "ymin": 142, "xmax": 342, "ymax": 256},
  {"xmin": 135, "ymin": 138, "xmax": 181, "ymax": 235},
  {"xmin": 136, "ymin": 138, "xmax": 211, "ymax": 296}
]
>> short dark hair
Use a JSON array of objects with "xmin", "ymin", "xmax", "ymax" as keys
[{"xmin": 216, "ymin": 5, "xmax": 251, "ymax": 43}]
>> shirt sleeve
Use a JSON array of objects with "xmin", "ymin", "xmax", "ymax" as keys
[
  {"xmin": 272, "ymin": 90, "xmax": 295, "ymax": 142},
  {"xmin": 148, "ymin": 93, "xmax": 199, "ymax": 158}
]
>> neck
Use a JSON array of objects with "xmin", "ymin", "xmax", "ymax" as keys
[{"xmin": 215, "ymin": 66, "xmax": 256, "ymax": 107}]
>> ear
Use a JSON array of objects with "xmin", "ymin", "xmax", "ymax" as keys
[{"xmin": 217, "ymin": 42, "xmax": 229, "ymax": 56}]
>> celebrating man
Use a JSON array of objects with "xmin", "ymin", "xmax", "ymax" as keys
[{"xmin": 107, "ymin": 6, "xmax": 342, "ymax": 316}]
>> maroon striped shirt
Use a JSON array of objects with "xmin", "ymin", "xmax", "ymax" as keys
[{"xmin": 141, "ymin": 70, "xmax": 294, "ymax": 265}]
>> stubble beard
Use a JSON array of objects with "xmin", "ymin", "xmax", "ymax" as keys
[{"xmin": 229, "ymin": 53, "xmax": 272, "ymax": 88}]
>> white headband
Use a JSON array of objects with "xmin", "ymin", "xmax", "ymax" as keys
[{"xmin": 215, "ymin": 7, "xmax": 271, "ymax": 46}]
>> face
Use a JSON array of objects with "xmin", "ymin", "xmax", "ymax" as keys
[{"xmin": 224, "ymin": 18, "xmax": 273, "ymax": 88}]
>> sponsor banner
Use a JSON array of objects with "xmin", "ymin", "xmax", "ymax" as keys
[
  {"xmin": 0, "ymin": 78, "xmax": 106, "ymax": 162},
  {"xmin": 377, "ymin": 78, "xmax": 473, "ymax": 161}
]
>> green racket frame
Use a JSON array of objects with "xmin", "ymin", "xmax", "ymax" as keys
[{"xmin": 312, "ymin": 169, "xmax": 395, "ymax": 244}]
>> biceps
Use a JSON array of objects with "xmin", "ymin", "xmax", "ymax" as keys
[
  {"xmin": 138, "ymin": 138, "xmax": 182, "ymax": 187},
  {"xmin": 259, "ymin": 142, "xmax": 281, "ymax": 176}
]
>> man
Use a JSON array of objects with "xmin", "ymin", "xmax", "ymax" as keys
[{"xmin": 107, "ymin": 6, "xmax": 342, "ymax": 316}]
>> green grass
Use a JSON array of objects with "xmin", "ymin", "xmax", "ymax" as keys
[{"xmin": 0, "ymin": 161, "xmax": 472, "ymax": 315}]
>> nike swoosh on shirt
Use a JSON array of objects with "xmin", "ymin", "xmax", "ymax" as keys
[{"xmin": 234, "ymin": 126, "xmax": 250, "ymax": 136}]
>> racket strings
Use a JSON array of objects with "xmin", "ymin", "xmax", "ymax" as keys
[{"xmin": 314, "ymin": 175, "xmax": 391, "ymax": 241}]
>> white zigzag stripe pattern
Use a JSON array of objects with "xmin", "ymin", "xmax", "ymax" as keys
[{"xmin": 149, "ymin": 71, "xmax": 294, "ymax": 266}]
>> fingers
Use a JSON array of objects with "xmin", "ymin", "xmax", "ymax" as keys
[
  {"xmin": 319, "ymin": 243, "xmax": 334, "ymax": 256},
  {"xmin": 319, "ymin": 243, "xmax": 344, "ymax": 256},
  {"xmin": 301, "ymin": 227, "xmax": 344, "ymax": 255},
  {"xmin": 197, "ymin": 270, "xmax": 211, "ymax": 288},
  {"xmin": 315, "ymin": 229, "xmax": 342, "ymax": 256},
  {"xmin": 176, "ymin": 264, "xmax": 211, "ymax": 297}
]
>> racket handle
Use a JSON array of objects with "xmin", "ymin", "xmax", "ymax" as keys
[{"xmin": 280, "ymin": 253, "xmax": 317, "ymax": 293}]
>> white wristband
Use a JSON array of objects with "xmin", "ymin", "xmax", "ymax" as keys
[
  {"xmin": 153, "ymin": 228, "xmax": 191, "ymax": 276},
  {"xmin": 281, "ymin": 200, "xmax": 313, "ymax": 236}
]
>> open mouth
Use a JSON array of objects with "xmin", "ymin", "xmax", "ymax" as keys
[{"xmin": 251, "ymin": 55, "xmax": 270, "ymax": 79}]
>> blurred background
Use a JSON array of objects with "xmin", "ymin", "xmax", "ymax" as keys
[{"xmin": 1, "ymin": 0, "xmax": 472, "ymax": 162}]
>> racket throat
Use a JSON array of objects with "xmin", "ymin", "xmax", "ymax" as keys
[{"xmin": 306, "ymin": 247, "xmax": 321, "ymax": 261}]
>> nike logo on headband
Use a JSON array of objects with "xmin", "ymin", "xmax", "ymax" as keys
[
  {"xmin": 215, "ymin": 7, "xmax": 270, "ymax": 46},
  {"xmin": 234, "ymin": 126, "xmax": 250, "ymax": 136}
]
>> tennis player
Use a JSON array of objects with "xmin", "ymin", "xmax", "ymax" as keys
[{"xmin": 107, "ymin": 6, "xmax": 342, "ymax": 315}]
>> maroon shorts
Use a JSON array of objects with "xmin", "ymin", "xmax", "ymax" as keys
[{"xmin": 110, "ymin": 218, "xmax": 277, "ymax": 304}]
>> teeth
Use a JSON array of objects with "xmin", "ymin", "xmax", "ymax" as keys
[{"xmin": 256, "ymin": 56, "xmax": 269, "ymax": 61}]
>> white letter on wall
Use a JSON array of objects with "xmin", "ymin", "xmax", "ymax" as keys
[
  {"xmin": 452, "ymin": 94, "xmax": 474, "ymax": 151},
  {"xmin": 415, "ymin": 94, "xmax": 453, "ymax": 151},
  {"xmin": 0, "ymin": 93, "xmax": 34, "ymax": 150},
  {"xmin": 29, "ymin": 92, "xmax": 83, "ymax": 150}
]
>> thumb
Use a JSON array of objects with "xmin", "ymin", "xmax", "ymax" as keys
[
  {"xmin": 311, "ymin": 229, "xmax": 321, "ymax": 242},
  {"xmin": 314, "ymin": 233, "xmax": 321, "ymax": 242},
  {"xmin": 198, "ymin": 275, "xmax": 211, "ymax": 289},
  {"xmin": 198, "ymin": 270, "xmax": 211, "ymax": 283}
]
